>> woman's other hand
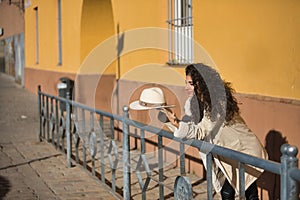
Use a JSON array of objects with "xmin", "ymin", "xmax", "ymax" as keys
[{"xmin": 162, "ymin": 108, "xmax": 179, "ymax": 128}]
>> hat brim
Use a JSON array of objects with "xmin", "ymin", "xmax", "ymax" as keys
[{"xmin": 129, "ymin": 100, "xmax": 175, "ymax": 110}]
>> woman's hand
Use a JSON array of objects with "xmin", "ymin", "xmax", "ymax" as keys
[{"xmin": 162, "ymin": 108, "xmax": 179, "ymax": 128}]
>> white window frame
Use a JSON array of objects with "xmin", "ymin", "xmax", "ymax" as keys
[{"xmin": 167, "ymin": 0, "xmax": 193, "ymax": 65}]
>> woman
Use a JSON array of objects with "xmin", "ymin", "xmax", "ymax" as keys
[{"xmin": 163, "ymin": 63, "xmax": 267, "ymax": 200}]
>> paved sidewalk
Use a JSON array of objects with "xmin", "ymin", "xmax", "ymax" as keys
[{"xmin": 0, "ymin": 73, "xmax": 119, "ymax": 200}]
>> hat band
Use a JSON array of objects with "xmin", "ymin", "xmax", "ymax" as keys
[{"xmin": 139, "ymin": 100, "xmax": 166, "ymax": 108}]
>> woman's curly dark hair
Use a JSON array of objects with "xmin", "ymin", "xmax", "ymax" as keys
[{"xmin": 185, "ymin": 63, "xmax": 240, "ymax": 124}]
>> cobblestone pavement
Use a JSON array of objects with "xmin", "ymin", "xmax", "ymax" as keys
[{"xmin": 0, "ymin": 73, "xmax": 119, "ymax": 200}]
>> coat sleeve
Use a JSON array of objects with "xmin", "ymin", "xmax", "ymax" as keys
[{"xmin": 173, "ymin": 115, "xmax": 217, "ymax": 140}]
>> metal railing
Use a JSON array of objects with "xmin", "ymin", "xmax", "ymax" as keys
[{"xmin": 38, "ymin": 86, "xmax": 300, "ymax": 200}]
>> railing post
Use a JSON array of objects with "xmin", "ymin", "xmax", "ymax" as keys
[
  {"xmin": 280, "ymin": 144, "xmax": 299, "ymax": 200},
  {"xmin": 206, "ymin": 152, "xmax": 213, "ymax": 200},
  {"xmin": 42, "ymin": 89, "xmax": 45, "ymax": 139},
  {"xmin": 158, "ymin": 135, "xmax": 164, "ymax": 200},
  {"xmin": 46, "ymin": 96, "xmax": 49, "ymax": 142},
  {"xmin": 50, "ymin": 97, "xmax": 54, "ymax": 145},
  {"xmin": 238, "ymin": 162, "xmax": 245, "ymax": 199},
  {"xmin": 100, "ymin": 115, "xmax": 105, "ymax": 183},
  {"xmin": 81, "ymin": 108, "xmax": 87, "ymax": 169},
  {"xmin": 55, "ymin": 99, "xmax": 59, "ymax": 149},
  {"xmin": 38, "ymin": 85, "xmax": 42, "ymax": 142},
  {"xmin": 66, "ymin": 91, "xmax": 72, "ymax": 168},
  {"xmin": 122, "ymin": 106, "xmax": 131, "ymax": 199},
  {"xmin": 180, "ymin": 143, "xmax": 186, "ymax": 176}
]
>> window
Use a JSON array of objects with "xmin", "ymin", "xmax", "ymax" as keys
[
  {"xmin": 167, "ymin": 0, "xmax": 193, "ymax": 65},
  {"xmin": 34, "ymin": 6, "xmax": 39, "ymax": 64},
  {"xmin": 57, "ymin": 0, "xmax": 62, "ymax": 65}
]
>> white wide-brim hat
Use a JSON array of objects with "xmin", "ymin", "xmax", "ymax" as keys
[{"xmin": 129, "ymin": 87, "xmax": 175, "ymax": 110}]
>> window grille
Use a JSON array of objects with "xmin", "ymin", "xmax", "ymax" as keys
[{"xmin": 167, "ymin": 0, "xmax": 193, "ymax": 65}]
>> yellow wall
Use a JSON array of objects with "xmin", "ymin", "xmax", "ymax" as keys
[
  {"xmin": 79, "ymin": 0, "xmax": 174, "ymax": 78},
  {"xmin": 80, "ymin": 0, "xmax": 114, "ymax": 67},
  {"xmin": 24, "ymin": 0, "xmax": 40, "ymax": 67},
  {"xmin": 24, "ymin": 0, "xmax": 300, "ymax": 100},
  {"xmin": 111, "ymin": 0, "xmax": 172, "ymax": 80},
  {"xmin": 194, "ymin": 0, "xmax": 300, "ymax": 100},
  {"xmin": 61, "ymin": 0, "xmax": 82, "ymax": 72},
  {"xmin": 25, "ymin": 0, "xmax": 82, "ymax": 73},
  {"xmin": 113, "ymin": 0, "xmax": 167, "ymax": 30},
  {"xmin": 25, "ymin": 0, "xmax": 117, "ymax": 75},
  {"xmin": 111, "ymin": 0, "xmax": 300, "ymax": 101},
  {"xmin": 78, "ymin": 0, "xmax": 116, "ymax": 75}
]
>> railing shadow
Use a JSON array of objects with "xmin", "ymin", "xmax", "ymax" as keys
[
  {"xmin": 0, "ymin": 175, "xmax": 11, "ymax": 199},
  {"xmin": 0, "ymin": 154, "xmax": 62, "ymax": 171}
]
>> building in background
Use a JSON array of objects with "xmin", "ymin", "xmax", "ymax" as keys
[{"xmin": 0, "ymin": 0, "xmax": 25, "ymax": 85}]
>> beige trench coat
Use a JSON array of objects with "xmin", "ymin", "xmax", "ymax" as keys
[{"xmin": 167, "ymin": 112, "xmax": 268, "ymax": 193}]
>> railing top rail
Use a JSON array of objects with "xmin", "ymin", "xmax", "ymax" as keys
[
  {"xmin": 123, "ymin": 116, "xmax": 281, "ymax": 175},
  {"xmin": 290, "ymin": 168, "xmax": 300, "ymax": 182},
  {"xmin": 39, "ymin": 91, "xmax": 122, "ymax": 121}
]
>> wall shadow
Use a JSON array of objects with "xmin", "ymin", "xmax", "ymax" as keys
[
  {"xmin": 0, "ymin": 175, "xmax": 11, "ymax": 199},
  {"xmin": 257, "ymin": 130, "xmax": 288, "ymax": 200}
]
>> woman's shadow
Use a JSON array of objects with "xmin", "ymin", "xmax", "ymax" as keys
[{"xmin": 257, "ymin": 130, "xmax": 288, "ymax": 200}]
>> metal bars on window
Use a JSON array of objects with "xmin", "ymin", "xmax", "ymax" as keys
[{"xmin": 167, "ymin": 0, "xmax": 193, "ymax": 65}]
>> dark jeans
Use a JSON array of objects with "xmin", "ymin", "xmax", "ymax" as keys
[{"xmin": 221, "ymin": 179, "xmax": 259, "ymax": 200}]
